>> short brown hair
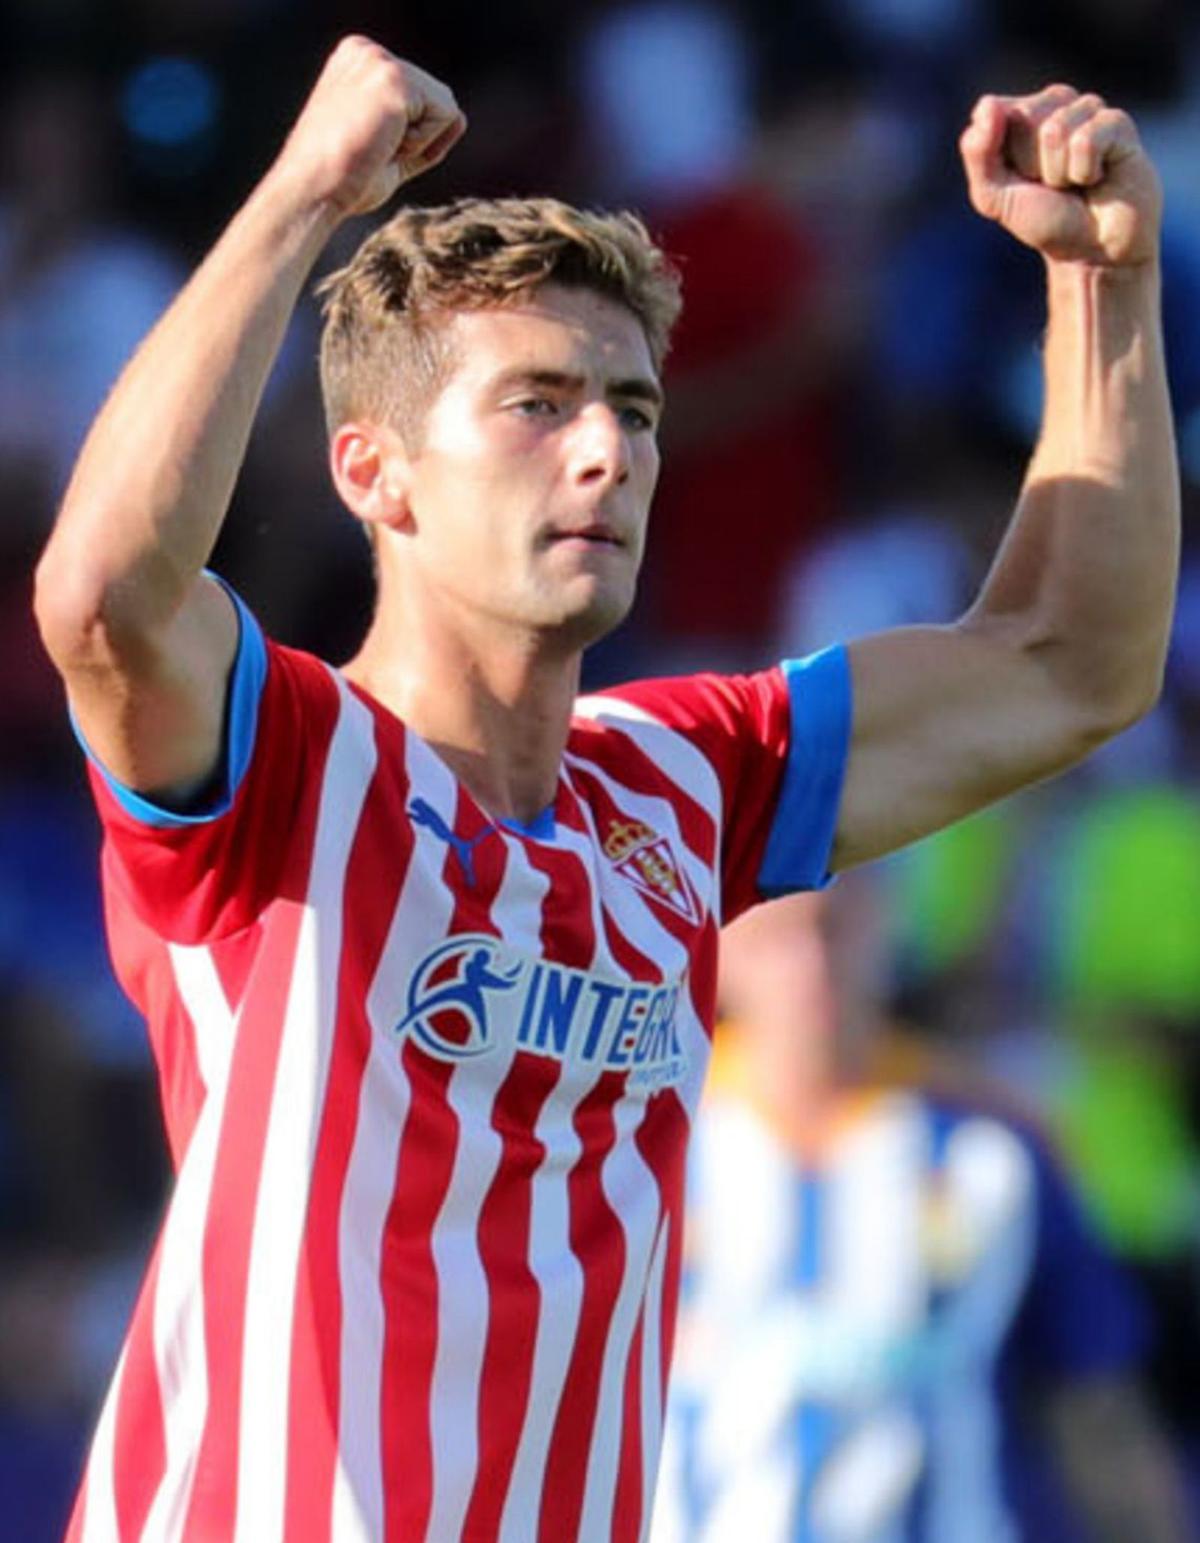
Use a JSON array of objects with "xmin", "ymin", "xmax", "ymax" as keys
[{"xmin": 316, "ymin": 196, "xmax": 682, "ymax": 443}]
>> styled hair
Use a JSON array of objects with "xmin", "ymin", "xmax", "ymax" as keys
[{"xmin": 316, "ymin": 196, "xmax": 682, "ymax": 443}]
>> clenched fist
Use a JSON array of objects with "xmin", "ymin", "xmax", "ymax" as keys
[
  {"xmin": 959, "ymin": 84, "xmax": 1161, "ymax": 268},
  {"xmin": 271, "ymin": 37, "xmax": 466, "ymax": 220}
]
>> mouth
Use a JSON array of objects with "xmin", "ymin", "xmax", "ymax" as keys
[{"xmin": 545, "ymin": 523, "xmax": 625, "ymax": 550}]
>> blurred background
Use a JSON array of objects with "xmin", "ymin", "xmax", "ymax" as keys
[{"xmin": 4, "ymin": 0, "xmax": 1200, "ymax": 1538}]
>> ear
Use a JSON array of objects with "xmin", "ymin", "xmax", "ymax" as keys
[{"xmin": 329, "ymin": 422, "xmax": 413, "ymax": 533}]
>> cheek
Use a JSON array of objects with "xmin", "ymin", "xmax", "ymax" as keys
[{"xmin": 638, "ymin": 442, "xmax": 662, "ymax": 492}]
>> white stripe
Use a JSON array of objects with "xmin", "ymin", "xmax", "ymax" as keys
[
  {"xmin": 138, "ymin": 945, "xmax": 239, "ymax": 1543},
  {"xmin": 330, "ymin": 737, "xmax": 458, "ymax": 1543},
  {"xmin": 233, "ymin": 676, "xmax": 376, "ymax": 1543},
  {"xmin": 924, "ymin": 1120, "xmax": 1035, "ymax": 1543},
  {"xmin": 572, "ymin": 694, "xmax": 722, "ymax": 823},
  {"xmin": 639, "ymin": 1215, "xmax": 670, "ymax": 1542},
  {"xmin": 183, "ymin": 939, "xmax": 237, "ymax": 1097},
  {"xmin": 79, "ymin": 1342, "xmax": 128, "ymax": 1543},
  {"xmin": 424, "ymin": 841, "xmax": 549, "ymax": 1543},
  {"xmin": 577, "ymin": 1095, "xmax": 659, "ymax": 1541}
]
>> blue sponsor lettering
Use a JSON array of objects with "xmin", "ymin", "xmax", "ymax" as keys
[
  {"xmin": 606, "ymin": 986, "xmax": 650, "ymax": 1067},
  {"xmin": 516, "ymin": 963, "xmax": 544, "ymax": 1046},
  {"xmin": 397, "ymin": 934, "xmax": 688, "ymax": 1087},
  {"xmin": 581, "ymin": 979, "xmax": 625, "ymax": 1058},
  {"xmin": 534, "ymin": 969, "xmax": 585, "ymax": 1054}
]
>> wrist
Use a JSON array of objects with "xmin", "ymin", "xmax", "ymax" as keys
[
  {"xmin": 247, "ymin": 158, "xmax": 349, "ymax": 255},
  {"xmin": 1043, "ymin": 253, "xmax": 1162, "ymax": 296}
]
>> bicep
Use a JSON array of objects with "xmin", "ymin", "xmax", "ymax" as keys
[
  {"xmin": 833, "ymin": 619, "xmax": 1101, "ymax": 870},
  {"xmin": 63, "ymin": 572, "xmax": 240, "ymax": 805}
]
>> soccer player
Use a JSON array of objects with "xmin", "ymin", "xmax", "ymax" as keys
[
  {"xmin": 33, "ymin": 36, "xmax": 1178, "ymax": 1543},
  {"xmin": 653, "ymin": 881, "xmax": 1190, "ymax": 1542}
]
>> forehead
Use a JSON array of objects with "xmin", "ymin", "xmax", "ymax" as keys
[{"xmin": 441, "ymin": 284, "xmax": 657, "ymax": 389}]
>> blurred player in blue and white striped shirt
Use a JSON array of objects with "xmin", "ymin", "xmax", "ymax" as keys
[{"xmin": 653, "ymin": 877, "xmax": 1188, "ymax": 1543}]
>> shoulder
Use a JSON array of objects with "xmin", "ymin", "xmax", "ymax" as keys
[{"xmin": 574, "ymin": 668, "xmax": 789, "ymax": 777}]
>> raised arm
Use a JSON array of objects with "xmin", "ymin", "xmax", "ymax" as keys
[
  {"xmin": 33, "ymin": 38, "xmax": 464, "ymax": 802},
  {"xmin": 834, "ymin": 86, "xmax": 1178, "ymax": 870}
]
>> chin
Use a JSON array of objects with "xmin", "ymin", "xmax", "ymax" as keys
[{"xmin": 541, "ymin": 580, "xmax": 636, "ymax": 652}]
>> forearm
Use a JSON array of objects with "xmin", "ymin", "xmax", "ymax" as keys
[
  {"xmin": 35, "ymin": 167, "xmax": 339, "ymax": 654},
  {"xmin": 971, "ymin": 258, "xmax": 1179, "ymax": 728}
]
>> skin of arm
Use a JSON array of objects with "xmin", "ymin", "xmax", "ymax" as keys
[
  {"xmin": 32, "ymin": 38, "xmax": 465, "ymax": 801},
  {"xmin": 1044, "ymin": 1377, "xmax": 1191, "ymax": 1543},
  {"xmin": 834, "ymin": 86, "xmax": 1179, "ymax": 870}
]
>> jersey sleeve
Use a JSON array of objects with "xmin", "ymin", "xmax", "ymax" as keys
[
  {"xmin": 77, "ymin": 581, "xmax": 339, "ymax": 942},
  {"xmin": 598, "ymin": 645, "xmax": 851, "ymax": 922}
]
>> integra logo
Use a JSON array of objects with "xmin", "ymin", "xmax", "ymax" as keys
[
  {"xmin": 393, "ymin": 934, "xmax": 688, "ymax": 1089},
  {"xmin": 395, "ymin": 937, "xmax": 522, "ymax": 1060}
]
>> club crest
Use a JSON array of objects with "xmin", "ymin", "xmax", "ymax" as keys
[{"xmin": 602, "ymin": 817, "xmax": 699, "ymax": 924}]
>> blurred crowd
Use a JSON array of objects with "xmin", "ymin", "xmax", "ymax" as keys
[{"xmin": 5, "ymin": 0, "xmax": 1200, "ymax": 1538}]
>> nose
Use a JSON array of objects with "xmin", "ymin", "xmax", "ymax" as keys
[{"xmin": 567, "ymin": 402, "xmax": 630, "ymax": 489}]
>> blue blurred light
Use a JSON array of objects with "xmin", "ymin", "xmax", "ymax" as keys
[{"xmin": 121, "ymin": 56, "xmax": 220, "ymax": 150}]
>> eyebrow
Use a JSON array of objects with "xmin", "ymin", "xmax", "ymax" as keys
[{"xmin": 492, "ymin": 367, "xmax": 665, "ymax": 410}]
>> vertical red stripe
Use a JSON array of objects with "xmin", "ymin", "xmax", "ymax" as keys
[
  {"xmin": 461, "ymin": 1053, "xmax": 561, "ymax": 1539},
  {"xmin": 635, "ymin": 1092, "xmax": 690, "ymax": 1406},
  {"xmin": 146, "ymin": 984, "xmax": 209, "ymax": 1170},
  {"xmin": 210, "ymin": 920, "xmax": 265, "ymax": 1012},
  {"xmin": 283, "ymin": 714, "xmax": 413, "ymax": 1542},
  {"xmin": 110, "ymin": 1250, "xmax": 167, "ymax": 1540},
  {"xmin": 526, "ymin": 823, "xmax": 597, "ymax": 968},
  {"xmin": 379, "ymin": 1051, "xmax": 457, "ymax": 1542},
  {"xmin": 536, "ymin": 1076, "xmax": 625, "ymax": 1543}
]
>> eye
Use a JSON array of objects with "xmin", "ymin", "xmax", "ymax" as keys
[
  {"xmin": 618, "ymin": 404, "xmax": 656, "ymax": 433},
  {"xmin": 511, "ymin": 396, "xmax": 558, "ymax": 418}
]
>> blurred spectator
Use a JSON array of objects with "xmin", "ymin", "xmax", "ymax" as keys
[
  {"xmin": 653, "ymin": 881, "xmax": 1189, "ymax": 1541},
  {"xmin": 576, "ymin": 2, "xmax": 854, "ymax": 667},
  {"xmin": 0, "ymin": 71, "xmax": 184, "ymax": 500}
]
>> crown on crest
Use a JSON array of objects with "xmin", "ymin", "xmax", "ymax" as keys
[{"xmin": 602, "ymin": 818, "xmax": 656, "ymax": 864}]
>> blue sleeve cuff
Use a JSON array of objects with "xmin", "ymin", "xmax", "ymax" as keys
[
  {"xmin": 72, "ymin": 575, "xmax": 268, "ymax": 828},
  {"xmin": 757, "ymin": 645, "xmax": 851, "ymax": 897}
]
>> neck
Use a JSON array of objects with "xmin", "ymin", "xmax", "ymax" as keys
[{"xmin": 345, "ymin": 583, "xmax": 583, "ymax": 826}]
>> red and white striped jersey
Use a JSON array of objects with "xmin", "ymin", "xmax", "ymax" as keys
[{"xmin": 64, "ymin": 589, "xmax": 849, "ymax": 1543}]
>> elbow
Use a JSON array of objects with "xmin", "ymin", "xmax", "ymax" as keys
[
  {"xmin": 33, "ymin": 535, "xmax": 157, "ymax": 677},
  {"xmin": 1057, "ymin": 650, "xmax": 1166, "ymax": 761},
  {"xmin": 33, "ymin": 542, "xmax": 104, "ymax": 672}
]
